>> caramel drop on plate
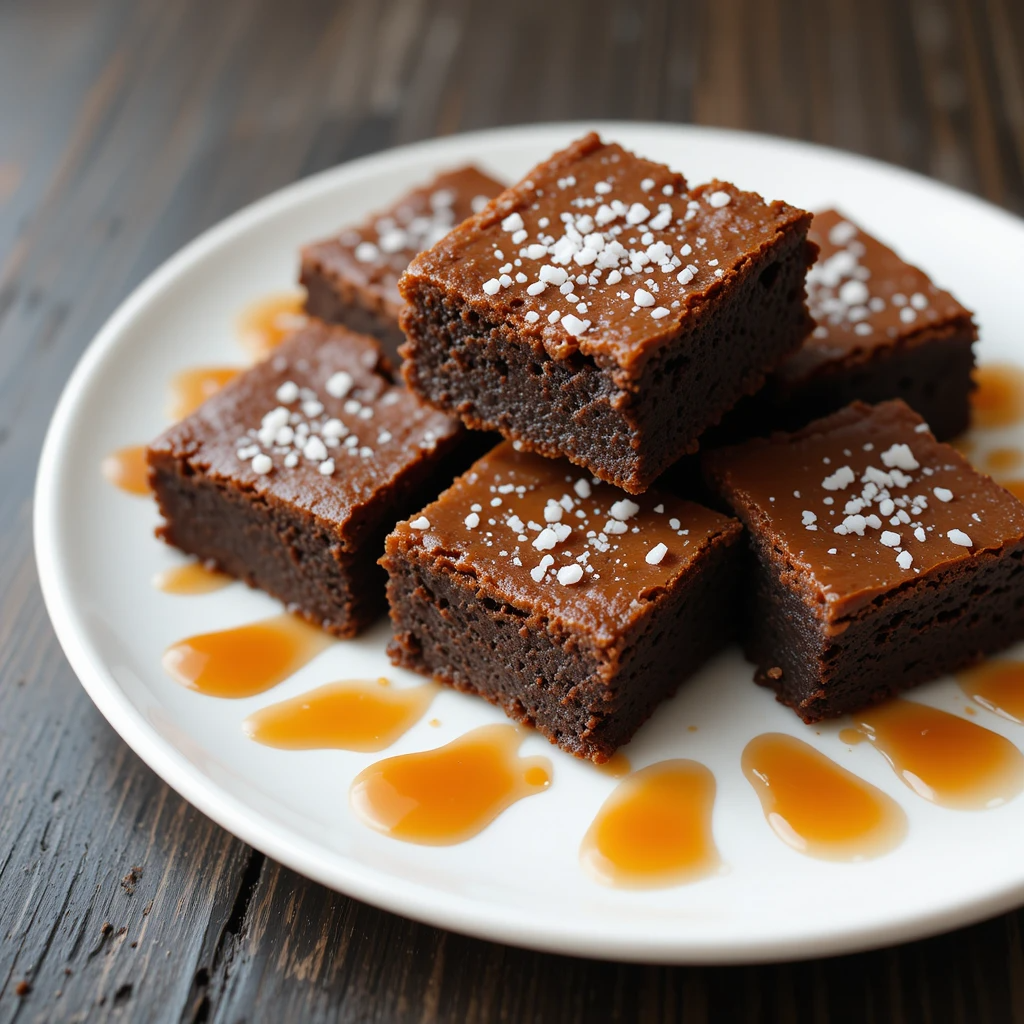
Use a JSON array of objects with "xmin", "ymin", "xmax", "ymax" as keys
[
  {"xmin": 238, "ymin": 292, "xmax": 307, "ymax": 360},
  {"xmin": 244, "ymin": 678, "xmax": 437, "ymax": 752},
  {"xmin": 167, "ymin": 365, "xmax": 240, "ymax": 420},
  {"xmin": 350, "ymin": 724, "xmax": 551, "ymax": 845},
  {"xmin": 958, "ymin": 661, "xmax": 1024, "ymax": 725},
  {"xmin": 593, "ymin": 750, "xmax": 632, "ymax": 778},
  {"xmin": 852, "ymin": 699, "xmax": 1024, "ymax": 810},
  {"xmin": 971, "ymin": 363, "xmax": 1024, "ymax": 429},
  {"xmin": 742, "ymin": 733, "xmax": 906, "ymax": 861},
  {"xmin": 101, "ymin": 445, "xmax": 151, "ymax": 496},
  {"xmin": 153, "ymin": 561, "xmax": 233, "ymax": 596},
  {"xmin": 162, "ymin": 614, "xmax": 331, "ymax": 698},
  {"xmin": 1001, "ymin": 480, "xmax": 1024, "ymax": 503},
  {"xmin": 580, "ymin": 759, "xmax": 719, "ymax": 888},
  {"xmin": 984, "ymin": 447, "xmax": 1024, "ymax": 477}
]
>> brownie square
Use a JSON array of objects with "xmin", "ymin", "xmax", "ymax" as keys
[
  {"xmin": 768, "ymin": 210, "xmax": 977, "ymax": 439},
  {"xmin": 398, "ymin": 132, "xmax": 816, "ymax": 494},
  {"xmin": 704, "ymin": 399, "xmax": 1024, "ymax": 722},
  {"xmin": 381, "ymin": 441, "xmax": 744, "ymax": 761},
  {"xmin": 148, "ymin": 321, "xmax": 467, "ymax": 637},
  {"xmin": 300, "ymin": 166, "xmax": 505, "ymax": 363}
]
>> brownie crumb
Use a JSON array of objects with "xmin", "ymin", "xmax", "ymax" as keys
[
  {"xmin": 767, "ymin": 666, "xmax": 783, "ymax": 680},
  {"xmin": 142, "ymin": 900, "xmax": 153, "ymax": 917},
  {"xmin": 100, "ymin": 922, "xmax": 112, "ymax": 936},
  {"xmin": 14, "ymin": 980, "xmax": 31, "ymax": 997},
  {"xmin": 121, "ymin": 865, "xmax": 143, "ymax": 896}
]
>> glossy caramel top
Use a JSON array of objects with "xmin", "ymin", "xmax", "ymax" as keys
[
  {"xmin": 149, "ymin": 321, "xmax": 460, "ymax": 545},
  {"xmin": 388, "ymin": 441, "xmax": 740, "ymax": 644},
  {"xmin": 400, "ymin": 133, "xmax": 812, "ymax": 372},
  {"xmin": 705, "ymin": 400, "xmax": 1024, "ymax": 620},
  {"xmin": 777, "ymin": 209, "xmax": 974, "ymax": 384},
  {"xmin": 302, "ymin": 166, "xmax": 504, "ymax": 315}
]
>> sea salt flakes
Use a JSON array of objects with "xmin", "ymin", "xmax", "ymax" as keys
[
  {"xmin": 933, "ymin": 487, "xmax": 953, "ymax": 502},
  {"xmin": 465, "ymin": 512, "xmax": 480, "ymax": 529},
  {"xmin": 707, "ymin": 190, "xmax": 731, "ymax": 208},
  {"xmin": 880, "ymin": 531, "xmax": 901, "ymax": 547},
  {"xmin": 645, "ymin": 542, "xmax": 668, "ymax": 565},
  {"xmin": 880, "ymin": 443, "xmax": 919, "ymax": 471},
  {"xmin": 634, "ymin": 288, "xmax": 655, "ymax": 307},
  {"xmin": 557, "ymin": 564, "xmax": 584, "ymax": 585},
  {"xmin": 325, "ymin": 371, "xmax": 353, "ymax": 399},
  {"xmin": 501, "ymin": 212, "xmax": 525, "ymax": 233},
  {"xmin": 410, "ymin": 516, "xmax": 431, "ymax": 530},
  {"xmin": 947, "ymin": 529, "xmax": 972, "ymax": 547},
  {"xmin": 276, "ymin": 381, "xmax": 299, "ymax": 403},
  {"xmin": 822, "ymin": 466, "xmax": 856, "ymax": 491},
  {"xmin": 251, "ymin": 454, "xmax": 272, "ymax": 475},
  {"xmin": 896, "ymin": 551, "xmax": 914, "ymax": 569},
  {"xmin": 610, "ymin": 498, "xmax": 641, "ymax": 521}
]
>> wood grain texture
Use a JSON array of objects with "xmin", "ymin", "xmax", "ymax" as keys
[{"xmin": 1, "ymin": 0, "xmax": 1023, "ymax": 1020}]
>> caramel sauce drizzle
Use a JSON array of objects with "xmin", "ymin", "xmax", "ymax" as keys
[
  {"xmin": 101, "ymin": 445, "xmax": 151, "ymax": 497},
  {"xmin": 743, "ymin": 733, "xmax": 906, "ymax": 861},
  {"xmin": 237, "ymin": 292, "xmax": 307, "ymax": 361},
  {"xmin": 971, "ymin": 363, "xmax": 1024, "ymax": 429},
  {"xmin": 245, "ymin": 678, "xmax": 437, "ymax": 752},
  {"xmin": 167, "ymin": 365, "xmax": 240, "ymax": 421},
  {"xmin": 984, "ymin": 447, "xmax": 1024, "ymax": 476},
  {"xmin": 958, "ymin": 661, "xmax": 1024, "ymax": 727},
  {"xmin": 850, "ymin": 699, "xmax": 1024, "ymax": 810},
  {"xmin": 162, "ymin": 614, "xmax": 331, "ymax": 698},
  {"xmin": 153, "ymin": 561, "xmax": 233, "ymax": 595},
  {"xmin": 580, "ymin": 759, "xmax": 719, "ymax": 888},
  {"xmin": 350, "ymin": 724, "xmax": 551, "ymax": 845}
]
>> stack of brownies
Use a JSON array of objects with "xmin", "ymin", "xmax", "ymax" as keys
[{"xmin": 148, "ymin": 133, "xmax": 1024, "ymax": 763}]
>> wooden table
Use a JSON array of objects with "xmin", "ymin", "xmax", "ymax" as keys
[{"xmin": 3, "ymin": 1, "xmax": 1023, "ymax": 1020}]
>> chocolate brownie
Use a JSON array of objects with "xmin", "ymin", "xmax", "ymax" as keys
[
  {"xmin": 148, "ymin": 321, "xmax": 467, "ymax": 637},
  {"xmin": 300, "ymin": 167, "xmax": 505, "ymax": 363},
  {"xmin": 381, "ymin": 441, "xmax": 744, "ymax": 761},
  {"xmin": 769, "ymin": 210, "xmax": 977, "ymax": 439},
  {"xmin": 704, "ymin": 399, "xmax": 1024, "ymax": 722},
  {"xmin": 397, "ymin": 132, "xmax": 816, "ymax": 494}
]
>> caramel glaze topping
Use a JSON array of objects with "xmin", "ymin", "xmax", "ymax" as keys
[
  {"xmin": 401, "ymin": 132, "xmax": 812, "ymax": 372},
  {"xmin": 705, "ymin": 399, "xmax": 1024, "ymax": 621},
  {"xmin": 388, "ymin": 440, "xmax": 741, "ymax": 645}
]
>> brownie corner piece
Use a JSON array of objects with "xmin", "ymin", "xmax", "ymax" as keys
[
  {"xmin": 147, "ymin": 320, "xmax": 467, "ymax": 638},
  {"xmin": 380, "ymin": 441, "xmax": 744, "ymax": 761},
  {"xmin": 703, "ymin": 399, "xmax": 1024, "ymax": 722},
  {"xmin": 769, "ymin": 209, "xmax": 977, "ymax": 439},
  {"xmin": 299, "ymin": 166, "xmax": 505, "ymax": 363},
  {"xmin": 398, "ymin": 132, "xmax": 816, "ymax": 494}
]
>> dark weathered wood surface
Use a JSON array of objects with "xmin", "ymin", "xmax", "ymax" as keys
[{"xmin": 2, "ymin": 0, "xmax": 1023, "ymax": 1020}]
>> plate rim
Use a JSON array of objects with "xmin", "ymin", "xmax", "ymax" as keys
[{"xmin": 33, "ymin": 119, "xmax": 1024, "ymax": 964}]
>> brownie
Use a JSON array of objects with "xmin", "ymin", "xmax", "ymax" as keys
[
  {"xmin": 768, "ymin": 209, "xmax": 977, "ymax": 439},
  {"xmin": 300, "ymin": 167, "xmax": 505, "ymax": 363},
  {"xmin": 397, "ymin": 132, "xmax": 816, "ymax": 494},
  {"xmin": 148, "ymin": 321, "xmax": 467, "ymax": 637},
  {"xmin": 704, "ymin": 399, "xmax": 1024, "ymax": 722},
  {"xmin": 380, "ymin": 441, "xmax": 744, "ymax": 761}
]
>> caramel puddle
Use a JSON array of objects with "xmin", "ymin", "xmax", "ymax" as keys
[
  {"xmin": 957, "ymin": 661, "xmax": 1024, "ymax": 727},
  {"xmin": 984, "ymin": 446, "xmax": 1024, "ymax": 476},
  {"xmin": 851, "ymin": 699, "xmax": 1024, "ymax": 810},
  {"xmin": 350, "ymin": 724, "xmax": 551, "ymax": 845},
  {"xmin": 971, "ymin": 363, "xmax": 1024, "ymax": 429},
  {"xmin": 592, "ymin": 750, "xmax": 632, "ymax": 778},
  {"xmin": 1001, "ymin": 479, "xmax": 1024, "ymax": 503},
  {"xmin": 162, "ymin": 614, "xmax": 331, "ymax": 698},
  {"xmin": 238, "ymin": 292, "xmax": 307, "ymax": 360},
  {"xmin": 580, "ymin": 759, "xmax": 719, "ymax": 888},
  {"xmin": 101, "ymin": 444, "xmax": 151, "ymax": 496},
  {"xmin": 742, "ymin": 733, "xmax": 906, "ymax": 861},
  {"xmin": 167, "ymin": 365, "xmax": 240, "ymax": 420},
  {"xmin": 153, "ymin": 561, "xmax": 233, "ymax": 595},
  {"xmin": 244, "ymin": 678, "xmax": 437, "ymax": 752}
]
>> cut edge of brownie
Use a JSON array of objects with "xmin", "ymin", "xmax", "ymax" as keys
[
  {"xmin": 746, "ymin": 534, "xmax": 1024, "ymax": 722},
  {"xmin": 381, "ymin": 519, "xmax": 744, "ymax": 761},
  {"xmin": 399, "ymin": 218, "xmax": 816, "ymax": 494}
]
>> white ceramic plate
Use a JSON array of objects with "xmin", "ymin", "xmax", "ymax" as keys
[{"xmin": 35, "ymin": 123, "xmax": 1024, "ymax": 964}]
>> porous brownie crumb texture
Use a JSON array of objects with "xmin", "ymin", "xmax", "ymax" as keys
[
  {"xmin": 384, "ymin": 524, "xmax": 742, "ymax": 761},
  {"xmin": 747, "ymin": 535, "xmax": 1024, "ymax": 722}
]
